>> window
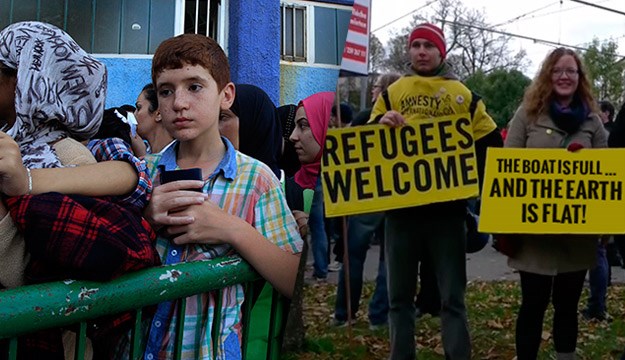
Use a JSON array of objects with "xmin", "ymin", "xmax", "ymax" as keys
[
  {"xmin": 0, "ymin": 0, "xmax": 177, "ymax": 54},
  {"xmin": 280, "ymin": 1, "xmax": 351, "ymax": 66},
  {"xmin": 313, "ymin": 6, "xmax": 350, "ymax": 65},
  {"xmin": 281, "ymin": 3, "xmax": 306, "ymax": 62},
  {"xmin": 183, "ymin": 0, "xmax": 222, "ymax": 40},
  {"xmin": 0, "ymin": 0, "xmax": 223, "ymax": 55}
]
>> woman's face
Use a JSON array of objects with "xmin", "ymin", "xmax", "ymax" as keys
[
  {"xmin": 289, "ymin": 105, "xmax": 321, "ymax": 164},
  {"xmin": 551, "ymin": 54, "xmax": 579, "ymax": 103},
  {"xmin": 219, "ymin": 109, "xmax": 240, "ymax": 149},
  {"xmin": 134, "ymin": 91, "xmax": 160, "ymax": 139},
  {"xmin": 0, "ymin": 71, "xmax": 17, "ymax": 128}
]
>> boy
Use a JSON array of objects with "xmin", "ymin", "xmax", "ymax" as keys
[{"xmin": 141, "ymin": 34, "xmax": 303, "ymax": 359}]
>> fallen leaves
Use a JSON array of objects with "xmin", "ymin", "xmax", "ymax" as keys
[{"xmin": 282, "ymin": 281, "xmax": 625, "ymax": 360}]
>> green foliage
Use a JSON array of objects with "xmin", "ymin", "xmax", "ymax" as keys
[
  {"xmin": 382, "ymin": 32, "xmax": 409, "ymax": 74},
  {"xmin": 465, "ymin": 69, "xmax": 531, "ymax": 128},
  {"xmin": 368, "ymin": 34, "xmax": 385, "ymax": 74},
  {"xmin": 580, "ymin": 38, "xmax": 625, "ymax": 104}
]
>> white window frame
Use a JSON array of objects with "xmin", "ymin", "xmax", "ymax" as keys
[
  {"xmin": 175, "ymin": 0, "xmax": 229, "ymax": 54},
  {"xmin": 280, "ymin": 0, "xmax": 352, "ymax": 69}
]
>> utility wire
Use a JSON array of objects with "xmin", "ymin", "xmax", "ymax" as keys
[
  {"xmin": 371, "ymin": 0, "xmax": 437, "ymax": 33},
  {"xmin": 437, "ymin": 18, "xmax": 625, "ymax": 57},
  {"xmin": 488, "ymin": 0, "xmax": 610, "ymax": 26},
  {"xmin": 492, "ymin": 2, "xmax": 559, "ymax": 27},
  {"xmin": 569, "ymin": 0, "xmax": 625, "ymax": 16}
]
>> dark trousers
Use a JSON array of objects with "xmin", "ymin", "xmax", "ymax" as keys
[{"xmin": 516, "ymin": 270, "xmax": 586, "ymax": 359}]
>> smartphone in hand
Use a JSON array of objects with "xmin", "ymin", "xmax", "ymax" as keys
[{"xmin": 159, "ymin": 166, "xmax": 203, "ymax": 192}]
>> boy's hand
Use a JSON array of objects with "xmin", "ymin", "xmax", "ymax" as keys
[
  {"xmin": 166, "ymin": 200, "xmax": 248, "ymax": 246},
  {"xmin": 144, "ymin": 180, "xmax": 207, "ymax": 229},
  {"xmin": 379, "ymin": 111, "xmax": 406, "ymax": 127},
  {"xmin": 0, "ymin": 132, "xmax": 30, "ymax": 196}
]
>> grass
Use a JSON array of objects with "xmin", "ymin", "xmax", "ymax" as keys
[{"xmin": 283, "ymin": 280, "xmax": 625, "ymax": 359}]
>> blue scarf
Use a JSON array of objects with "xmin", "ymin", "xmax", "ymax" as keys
[{"xmin": 549, "ymin": 97, "xmax": 589, "ymax": 135}]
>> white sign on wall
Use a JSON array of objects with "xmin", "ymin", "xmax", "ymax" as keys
[{"xmin": 340, "ymin": 0, "xmax": 371, "ymax": 76}]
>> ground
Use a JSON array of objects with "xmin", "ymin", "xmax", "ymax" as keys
[{"xmin": 283, "ymin": 280, "xmax": 625, "ymax": 359}]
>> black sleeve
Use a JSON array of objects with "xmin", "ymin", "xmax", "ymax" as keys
[
  {"xmin": 608, "ymin": 103, "xmax": 625, "ymax": 148},
  {"xmin": 474, "ymin": 128, "xmax": 503, "ymax": 190},
  {"xmin": 284, "ymin": 177, "xmax": 305, "ymax": 212},
  {"xmin": 351, "ymin": 109, "xmax": 372, "ymax": 127}
]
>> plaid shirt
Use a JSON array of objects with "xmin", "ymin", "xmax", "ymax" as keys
[
  {"xmin": 140, "ymin": 138, "xmax": 302, "ymax": 360},
  {"xmin": 87, "ymin": 138, "xmax": 152, "ymax": 209},
  {"xmin": 5, "ymin": 138, "xmax": 156, "ymax": 358}
]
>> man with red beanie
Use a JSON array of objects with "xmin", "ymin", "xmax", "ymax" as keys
[{"xmin": 369, "ymin": 23, "xmax": 503, "ymax": 359}]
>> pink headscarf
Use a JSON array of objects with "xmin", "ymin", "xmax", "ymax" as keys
[{"xmin": 293, "ymin": 91, "xmax": 335, "ymax": 190}]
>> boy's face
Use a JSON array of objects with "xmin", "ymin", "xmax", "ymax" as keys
[{"xmin": 155, "ymin": 63, "xmax": 234, "ymax": 142}]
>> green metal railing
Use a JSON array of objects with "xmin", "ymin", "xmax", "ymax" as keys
[{"xmin": 0, "ymin": 255, "xmax": 285, "ymax": 360}]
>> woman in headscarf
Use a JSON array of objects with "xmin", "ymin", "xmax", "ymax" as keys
[
  {"xmin": 276, "ymin": 104, "xmax": 301, "ymax": 178},
  {"xmin": 219, "ymin": 84, "xmax": 282, "ymax": 179},
  {"xmin": 0, "ymin": 21, "xmax": 159, "ymax": 357},
  {"xmin": 287, "ymin": 92, "xmax": 334, "ymax": 282},
  {"xmin": 0, "ymin": 20, "xmax": 157, "ymax": 286}
]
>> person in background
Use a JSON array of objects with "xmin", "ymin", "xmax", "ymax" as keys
[
  {"xmin": 333, "ymin": 73, "xmax": 400, "ymax": 330},
  {"xmin": 277, "ymin": 104, "xmax": 302, "ymax": 178},
  {"xmin": 286, "ymin": 92, "xmax": 335, "ymax": 282},
  {"xmin": 223, "ymin": 84, "xmax": 283, "ymax": 179},
  {"xmin": 581, "ymin": 101, "xmax": 615, "ymax": 323},
  {"xmin": 0, "ymin": 21, "xmax": 158, "ymax": 358},
  {"xmin": 505, "ymin": 47, "xmax": 606, "ymax": 360},
  {"xmin": 371, "ymin": 23, "xmax": 501, "ymax": 359},
  {"xmin": 609, "ymin": 102, "xmax": 625, "ymax": 360},
  {"xmin": 599, "ymin": 100, "xmax": 615, "ymax": 133},
  {"xmin": 326, "ymin": 102, "xmax": 354, "ymax": 272},
  {"xmin": 134, "ymin": 83, "xmax": 174, "ymax": 156}
]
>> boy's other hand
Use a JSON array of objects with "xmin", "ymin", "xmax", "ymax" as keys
[
  {"xmin": 379, "ymin": 110, "xmax": 406, "ymax": 127},
  {"xmin": 144, "ymin": 180, "xmax": 207, "ymax": 228}
]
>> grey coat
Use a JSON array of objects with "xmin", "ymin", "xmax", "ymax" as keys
[{"xmin": 504, "ymin": 105, "xmax": 606, "ymax": 275}]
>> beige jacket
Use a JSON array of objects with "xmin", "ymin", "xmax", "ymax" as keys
[
  {"xmin": 504, "ymin": 105, "xmax": 606, "ymax": 275},
  {"xmin": 0, "ymin": 138, "xmax": 96, "ymax": 288}
]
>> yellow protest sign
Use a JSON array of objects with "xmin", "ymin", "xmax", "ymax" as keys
[
  {"xmin": 479, "ymin": 148, "xmax": 625, "ymax": 234},
  {"xmin": 321, "ymin": 114, "xmax": 479, "ymax": 217}
]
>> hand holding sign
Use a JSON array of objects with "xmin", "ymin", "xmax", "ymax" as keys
[{"xmin": 380, "ymin": 110, "xmax": 406, "ymax": 127}]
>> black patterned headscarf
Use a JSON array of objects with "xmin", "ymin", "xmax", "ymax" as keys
[{"xmin": 0, "ymin": 21, "xmax": 107, "ymax": 168}]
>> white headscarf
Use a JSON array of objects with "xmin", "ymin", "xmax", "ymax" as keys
[{"xmin": 0, "ymin": 21, "xmax": 107, "ymax": 168}]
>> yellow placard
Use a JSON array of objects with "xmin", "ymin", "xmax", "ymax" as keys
[
  {"xmin": 321, "ymin": 114, "xmax": 479, "ymax": 217},
  {"xmin": 479, "ymin": 147, "xmax": 625, "ymax": 234}
]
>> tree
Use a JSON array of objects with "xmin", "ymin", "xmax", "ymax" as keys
[
  {"xmin": 465, "ymin": 68, "xmax": 531, "ymax": 128},
  {"xmin": 381, "ymin": 0, "xmax": 528, "ymax": 79},
  {"xmin": 581, "ymin": 38, "xmax": 625, "ymax": 105},
  {"xmin": 368, "ymin": 33, "xmax": 386, "ymax": 74},
  {"xmin": 382, "ymin": 31, "xmax": 409, "ymax": 73}
]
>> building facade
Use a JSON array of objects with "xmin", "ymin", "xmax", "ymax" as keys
[{"xmin": 0, "ymin": 0, "xmax": 352, "ymax": 107}]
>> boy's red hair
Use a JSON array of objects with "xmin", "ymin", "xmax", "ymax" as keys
[{"xmin": 151, "ymin": 34, "xmax": 230, "ymax": 91}]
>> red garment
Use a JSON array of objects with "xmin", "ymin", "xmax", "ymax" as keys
[
  {"xmin": 6, "ymin": 193, "xmax": 159, "ymax": 283},
  {"xmin": 293, "ymin": 92, "xmax": 335, "ymax": 189},
  {"xmin": 5, "ymin": 192, "xmax": 160, "ymax": 358}
]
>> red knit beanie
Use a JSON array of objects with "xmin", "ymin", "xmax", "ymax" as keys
[{"xmin": 408, "ymin": 23, "xmax": 446, "ymax": 59}]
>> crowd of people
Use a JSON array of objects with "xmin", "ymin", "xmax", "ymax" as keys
[{"xmin": 0, "ymin": 18, "xmax": 624, "ymax": 360}]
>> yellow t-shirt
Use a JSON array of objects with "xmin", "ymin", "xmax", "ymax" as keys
[{"xmin": 369, "ymin": 75, "xmax": 497, "ymax": 141}]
